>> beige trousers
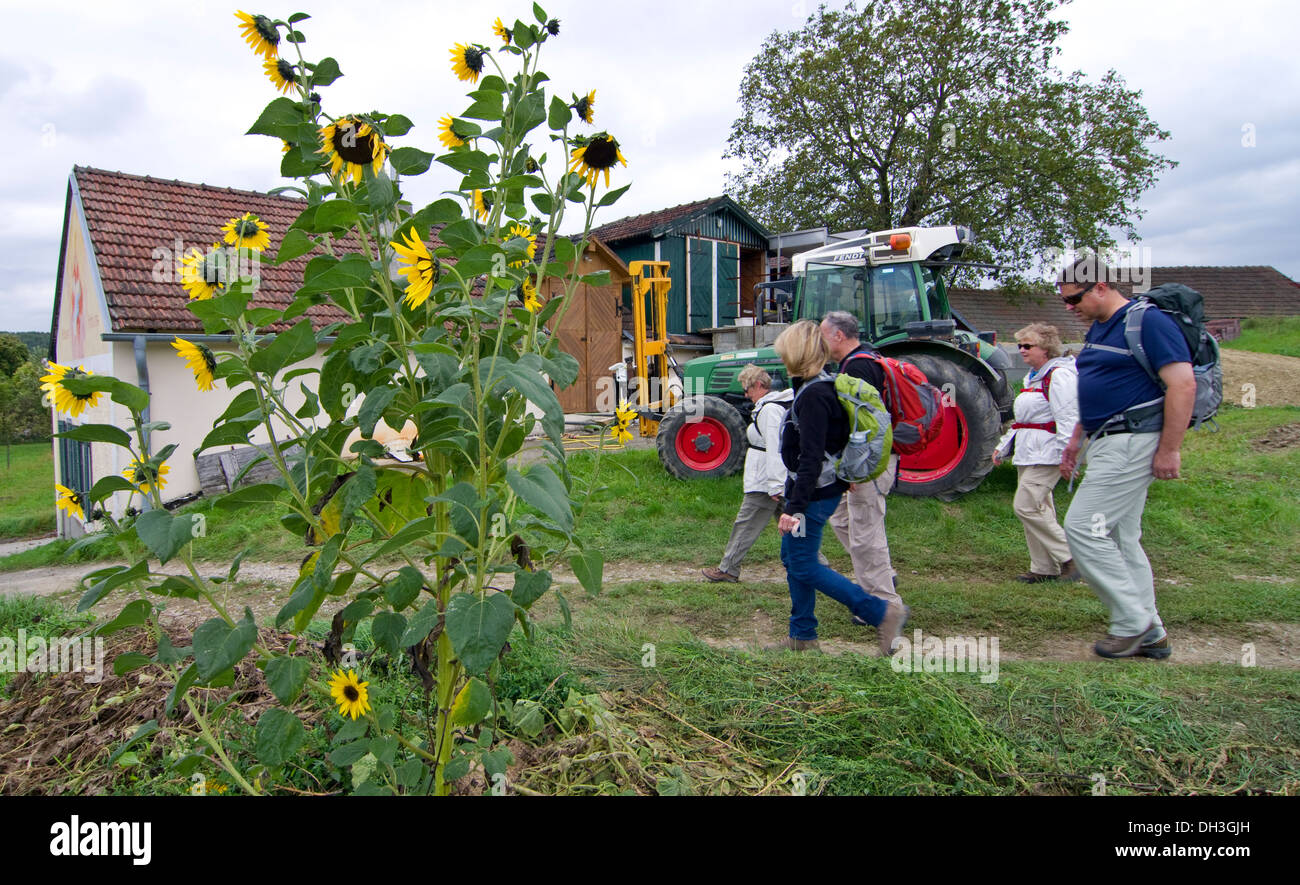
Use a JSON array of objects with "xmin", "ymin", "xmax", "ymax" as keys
[
  {"xmin": 827, "ymin": 455, "xmax": 900, "ymax": 603},
  {"xmin": 1014, "ymin": 464, "xmax": 1072, "ymax": 575}
]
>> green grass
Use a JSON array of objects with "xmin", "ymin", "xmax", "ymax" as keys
[
  {"xmin": 0, "ymin": 595, "xmax": 95, "ymax": 696},
  {"xmin": 1222, "ymin": 316, "xmax": 1300, "ymax": 358},
  {"xmin": 0, "ymin": 442, "xmax": 56, "ymax": 539}
]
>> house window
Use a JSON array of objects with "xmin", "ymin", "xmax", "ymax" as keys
[{"xmin": 57, "ymin": 419, "xmax": 93, "ymax": 505}]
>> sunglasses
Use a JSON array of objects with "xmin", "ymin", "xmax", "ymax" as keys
[
  {"xmin": 1060, "ymin": 281, "xmax": 1097, "ymax": 305},
  {"xmin": 1016, "ymin": 343, "xmax": 1037, "ymax": 350}
]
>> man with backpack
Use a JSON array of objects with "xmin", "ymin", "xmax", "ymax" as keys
[
  {"xmin": 820, "ymin": 311, "xmax": 903, "ymax": 606},
  {"xmin": 1058, "ymin": 257, "xmax": 1197, "ymax": 660}
]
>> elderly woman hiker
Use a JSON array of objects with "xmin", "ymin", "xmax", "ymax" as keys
[
  {"xmin": 992, "ymin": 323, "xmax": 1080, "ymax": 583},
  {"xmin": 767, "ymin": 320, "xmax": 907, "ymax": 654},
  {"xmin": 701, "ymin": 365, "xmax": 793, "ymax": 583}
]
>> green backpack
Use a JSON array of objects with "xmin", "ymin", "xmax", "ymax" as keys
[{"xmin": 786, "ymin": 371, "xmax": 893, "ymax": 484}]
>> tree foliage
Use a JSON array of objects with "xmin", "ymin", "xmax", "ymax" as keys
[{"xmin": 725, "ymin": 0, "xmax": 1175, "ymax": 285}]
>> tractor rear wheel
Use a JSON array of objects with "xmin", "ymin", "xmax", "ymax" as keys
[
  {"xmin": 657, "ymin": 396, "xmax": 747, "ymax": 479},
  {"xmin": 894, "ymin": 353, "xmax": 1002, "ymax": 500}
]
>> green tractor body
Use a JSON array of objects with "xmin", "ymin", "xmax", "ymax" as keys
[{"xmin": 657, "ymin": 225, "xmax": 1015, "ymax": 499}]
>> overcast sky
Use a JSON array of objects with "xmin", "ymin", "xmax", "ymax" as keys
[{"xmin": 2, "ymin": 0, "xmax": 1297, "ymax": 334}]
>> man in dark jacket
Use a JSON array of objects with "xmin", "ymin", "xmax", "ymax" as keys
[{"xmin": 820, "ymin": 310, "xmax": 903, "ymax": 607}]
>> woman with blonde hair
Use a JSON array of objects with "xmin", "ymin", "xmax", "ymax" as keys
[
  {"xmin": 993, "ymin": 322, "xmax": 1080, "ymax": 582},
  {"xmin": 770, "ymin": 320, "xmax": 907, "ymax": 654}
]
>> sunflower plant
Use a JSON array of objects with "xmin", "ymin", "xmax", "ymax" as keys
[{"xmin": 63, "ymin": 4, "xmax": 628, "ymax": 795}]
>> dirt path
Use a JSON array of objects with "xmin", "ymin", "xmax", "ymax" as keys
[
  {"xmin": 1220, "ymin": 349, "xmax": 1300, "ymax": 408},
  {"xmin": 4, "ymin": 558, "xmax": 1297, "ymax": 669}
]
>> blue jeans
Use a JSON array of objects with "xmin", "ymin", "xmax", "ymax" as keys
[{"xmin": 781, "ymin": 494, "xmax": 888, "ymax": 640}]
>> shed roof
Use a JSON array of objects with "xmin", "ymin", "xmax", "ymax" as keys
[{"xmin": 590, "ymin": 195, "xmax": 769, "ymax": 244}]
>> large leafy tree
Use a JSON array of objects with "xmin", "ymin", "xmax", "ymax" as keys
[{"xmin": 725, "ymin": 0, "xmax": 1174, "ymax": 284}]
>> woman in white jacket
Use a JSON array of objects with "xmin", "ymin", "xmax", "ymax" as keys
[
  {"xmin": 993, "ymin": 324, "xmax": 1080, "ymax": 583},
  {"xmin": 702, "ymin": 365, "xmax": 793, "ymax": 583}
]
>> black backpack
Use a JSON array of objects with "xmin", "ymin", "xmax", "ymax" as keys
[{"xmin": 1123, "ymin": 284, "xmax": 1223, "ymax": 430}]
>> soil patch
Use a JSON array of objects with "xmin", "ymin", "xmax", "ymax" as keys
[
  {"xmin": 1220, "ymin": 349, "xmax": 1300, "ymax": 408},
  {"xmin": 1253, "ymin": 422, "xmax": 1300, "ymax": 452}
]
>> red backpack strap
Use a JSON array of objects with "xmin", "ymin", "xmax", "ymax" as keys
[{"xmin": 1040, "ymin": 367, "xmax": 1055, "ymax": 402}]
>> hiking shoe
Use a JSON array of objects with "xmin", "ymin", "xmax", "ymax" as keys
[
  {"xmin": 1138, "ymin": 625, "xmax": 1172, "ymax": 660},
  {"xmin": 1094, "ymin": 626, "xmax": 1152, "ymax": 659},
  {"xmin": 763, "ymin": 637, "xmax": 821, "ymax": 653},
  {"xmin": 1016, "ymin": 571, "xmax": 1059, "ymax": 584},
  {"xmin": 1059, "ymin": 559, "xmax": 1082, "ymax": 582},
  {"xmin": 701, "ymin": 567, "xmax": 739, "ymax": 583},
  {"xmin": 877, "ymin": 602, "xmax": 909, "ymax": 657}
]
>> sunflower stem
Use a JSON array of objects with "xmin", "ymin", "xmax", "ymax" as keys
[{"xmin": 185, "ymin": 694, "xmax": 263, "ymax": 796}]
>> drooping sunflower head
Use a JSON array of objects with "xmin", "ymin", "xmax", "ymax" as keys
[
  {"xmin": 40, "ymin": 362, "xmax": 102, "ymax": 418},
  {"xmin": 221, "ymin": 212, "xmax": 271, "ymax": 252},
  {"xmin": 450, "ymin": 43, "xmax": 487, "ymax": 83},
  {"xmin": 438, "ymin": 114, "xmax": 470, "ymax": 150},
  {"xmin": 546, "ymin": 18, "xmax": 561, "ymax": 36},
  {"xmin": 318, "ymin": 116, "xmax": 388, "ymax": 186},
  {"xmin": 520, "ymin": 276, "xmax": 541, "ymax": 314},
  {"xmin": 263, "ymin": 57, "xmax": 298, "ymax": 94},
  {"xmin": 235, "ymin": 11, "xmax": 280, "ymax": 60},
  {"xmin": 573, "ymin": 90, "xmax": 596, "ymax": 124},
  {"xmin": 329, "ymin": 668, "xmax": 371, "ymax": 720},
  {"xmin": 492, "ymin": 17, "xmax": 512, "ymax": 44},
  {"xmin": 179, "ymin": 245, "xmax": 227, "ymax": 301},
  {"xmin": 506, "ymin": 222, "xmax": 537, "ymax": 267},
  {"xmin": 55, "ymin": 484, "xmax": 86, "ymax": 522},
  {"xmin": 569, "ymin": 132, "xmax": 627, "ymax": 189},
  {"xmin": 472, "ymin": 188, "xmax": 493, "ymax": 222},
  {"xmin": 613, "ymin": 401, "xmax": 637, "ymax": 444},
  {"xmin": 172, "ymin": 338, "xmax": 217, "ymax": 392},
  {"xmin": 122, "ymin": 458, "xmax": 170, "ymax": 495},
  {"xmin": 390, "ymin": 228, "xmax": 440, "ymax": 310}
]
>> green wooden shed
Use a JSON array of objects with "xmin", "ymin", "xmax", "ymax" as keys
[{"xmin": 589, "ymin": 196, "xmax": 771, "ymax": 335}]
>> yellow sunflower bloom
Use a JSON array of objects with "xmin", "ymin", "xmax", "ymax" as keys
[
  {"xmin": 40, "ymin": 362, "xmax": 102, "ymax": 418},
  {"xmin": 263, "ymin": 57, "xmax": 298, "ymax": 94},
  {"xmin": 521, "ymin": 276, "xmax": 541, "ymax": 313},
  {"xmin": 390, "ymin": 228, "xmax": 439, "ymax": 309},
  {"xmin": 123, "ymin": 459, "xmax": 170, "ymax": 495},
  {"xmin": 178, "ymin": 244, "xmax": 227, "ymax": 301},
  {"xmin": 438, "ymin": 114, "xmax": 469, "ymax": 150},
  {"xmin": 507, "ymin": 222, "xmax": 536, "ymax": 267},
  {"xmin": 492, "ymin": 17, "xmax": 512, "ymax": 44},
  {"xmin": 613, "ymin": 401, "xmax": 637, "ymax": 444},
  {"xmin": 318, "ymin": 116, "xmax": 389, "ymax": 186},
  {"xmin": 235, "ymin": 11, "xmax": 280, "ymax": 60},
  {"xmin": 570, "ymin": 133, "xmax": 627, "ymax": 189},
  {"xmin": 55, "ymin": 484, "xmax": 86, "ymax": 522},
  {"xmin": 220, "ymin": 212, "xmax": 271, "ymax": 252},
  {"xmin": 172, "ymin": 338, "xmax": 217, "ymax": 392},
  {"xmin": 450, "ymin": 43, "xmax": 487, "ymax": 83},
  {"xmin": 472, "ymin": 189, "xmax": 493, "ymax": 222},
  {"xmin": 329, "ymin": 668, "xmax": 371, "ymax": 720},
  {"xmin": 573, "ymin": 90, "xmax": 596, "ymax": 124}
]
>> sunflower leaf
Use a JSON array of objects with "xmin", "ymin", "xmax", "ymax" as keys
[
  {"xmin": 533, "ymin": 3, "xmax": 547, "ymax": 24},
  {"xmin": 194, "ymin": 419, "xmax": 259, "ymax": 455},
  {"xmin": 285, "ymin": 30, "xmax": 306, "ymax": 44},
  {"xmin": 462, "ymin": 91, "xmax": 504, "ymax": 122},
  {"xmin": 513, "ymin": 91, "xmax": 547, "ymax": 137},
  {"xmin": 506, "ymin": 465, "xmax": 572, "ymax": 532},
  {"xmin": 547, "ymin": 95, "xmax": 571, "ymax": 130},
  {"xmin": 192, "ymin": 609, "xmax": 257, "ymax": 682},
  {"xmin": 569, "ymin": 548, "xmax": 604, "ymax": 596},
  {"xmin": 512, "ymin": 20, "xmax": 536, "ymax": 50},
  {"xmin": 311, "ymin": 57, "xmax": 342, "ymax": 87},
  {"xmin": 287, "ymin": 12, "xmax": 311, "ymax": 23},
  {"xmin": 390, "ymin": 147, "xmax": 434, "ymax": 176},
  {"xmin": 531, "ymin": 192, "xmax": 554, "ymax": 215},
  {"xmin": 55, "ymin": 423, "xmax": 132, "ymax": 448},
  {"xmin": 275, "ymin": 229, "xmax": 318, "ymax": 265},
  {"xmin": 247, "ymin": 97, "xmax": 305, "ymax": 140},
  {"xmin": 437, "ymin": 150, "xmax": 493, "ymax": 175},
  {"xmin": 89, "ymin": 475, "xmax": 140, "ymax": 502},
  {"xmin": 383, "ymin": 114, "xmax": 414, "ymax": 136},
  {"xmin": 136, "ymin": 509, "xmax": 196, "ymax": 565},
  {"xmin": 358, "ymin": 386, "xmax": 398, "ymax": 437},
  {"xmin": 598, "ymin": 184, "xmax": 632, "ymax": 207},
  {"xmin": 255, "ymin": 708, "xmax": 305, "ymax": 768},
  {"xmin": 445, "ymin": 593, "xmax": 516, "ymax": 675},
  {"xmin": 265, "ymin": 656, "xmax": 310, "ymax": 706},
  {"xmin": 451, "ymin": 677, "xmax": 493, "ymax": 726}
]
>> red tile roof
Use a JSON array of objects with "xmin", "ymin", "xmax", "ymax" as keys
[
  {"xmin": 71, "ymin": 167, "xmax": 453, "ymax": 334},
  {"xmin": 950, "ymin": 266, "xmax": 1299, "ymax": 342},
  {"xmin": 589, "ymin": 196, "xmax": 722, "ymax": 243}
]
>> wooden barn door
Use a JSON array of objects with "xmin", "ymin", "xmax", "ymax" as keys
[{"xmin": 550, "ymin": 279, "xmax": 621, "ymax": 412}]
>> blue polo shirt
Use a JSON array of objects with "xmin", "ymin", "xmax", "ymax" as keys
[{"xmin": 1076, "ymin": 300, "xmax": 1191, "ymax": 432}]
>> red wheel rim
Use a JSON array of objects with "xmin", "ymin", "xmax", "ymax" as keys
[
  {"xmin": 674, "ymin": 417, "xmax": 733, "ymax": 471},
  {"xmin": 899, "ymin": 402, "xmax": 969, "ymax": 483}
]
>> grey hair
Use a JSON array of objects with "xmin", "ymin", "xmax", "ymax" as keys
[
  {"xmin": 737, "ymin": 364, "xmax": 772, "ymax": 392},
  {"xmin": 822, "ymin": 310, "xmax": 860, "ymax": 339}
]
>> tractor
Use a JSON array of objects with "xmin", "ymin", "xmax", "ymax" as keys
[{"xmin": 653, "ymin": 225, "xmax": 1015, "ymax": 499}]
